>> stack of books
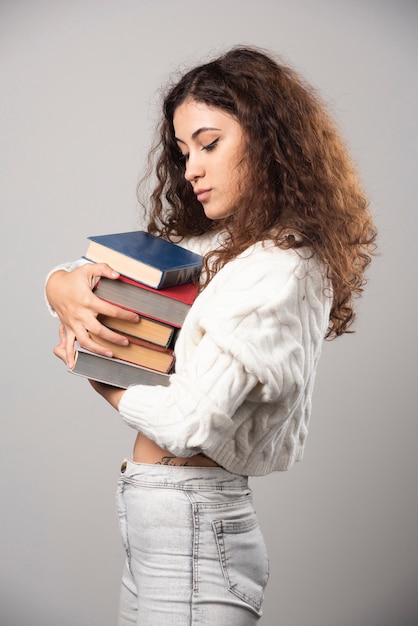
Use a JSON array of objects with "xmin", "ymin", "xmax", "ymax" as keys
[{"xmin": 70, "ymin": 230, "xmax": 202, "ymax": 388}]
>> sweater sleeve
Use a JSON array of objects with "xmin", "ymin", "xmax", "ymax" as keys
[
  {"xmin": 120, "ymin": 332, "xmax": 260, "ymax": 456},
  {"xmin": 118, "ymin": 246, "xmax": 328, "ymax": 458}
]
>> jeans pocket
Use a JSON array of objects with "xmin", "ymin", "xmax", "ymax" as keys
[{"xmin": 212, "ymin": 514, "xmax": 269, "ymax": 615}]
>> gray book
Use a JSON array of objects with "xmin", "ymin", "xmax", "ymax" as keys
[{"xmin": 69, "ymin": 343, "xmax": 171, "ymax": 389}]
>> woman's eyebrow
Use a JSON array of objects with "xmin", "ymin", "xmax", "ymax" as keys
[{"xmin": 175, "ymin": 127, "xmax": 221, "ymax": 144}]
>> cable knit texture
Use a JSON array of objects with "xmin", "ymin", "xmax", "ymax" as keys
[{"xmin": 118, "ymin": 236, "xmax": 331, "ymax": 476}]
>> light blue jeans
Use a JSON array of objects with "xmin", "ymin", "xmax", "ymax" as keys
[{"xmin": 116, "ymin": 459, "xmax": 269, "ymax": 625}]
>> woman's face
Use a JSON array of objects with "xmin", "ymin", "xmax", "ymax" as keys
[{"xmin": 173, "ymin": 99, "xmax": 247, "ymax": 220}]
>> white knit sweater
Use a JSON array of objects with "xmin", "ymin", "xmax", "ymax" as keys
[
  {"xmin": 117, "ymin": 234, "xmax": 332, "ymax": 476},
  {"xmin": 47, "ymin": 233, "xmax": 331, "ymax": 476}
]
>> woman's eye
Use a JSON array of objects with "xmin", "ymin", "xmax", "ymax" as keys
[
  {"xmin": 202, "ymin": 138, "xmax": 219, "ymax": 152},
  {"xmin": 178, "ymin": 152, "xmax": 189, "ymax": 162}
]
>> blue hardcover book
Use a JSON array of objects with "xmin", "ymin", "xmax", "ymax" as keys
[{"xmin": 84, "ymin": 230, "xmax": 202, "ymax": 289}]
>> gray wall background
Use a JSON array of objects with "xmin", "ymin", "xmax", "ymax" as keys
[{"xmin": 1, "ymin": 1, "xmax": 417, "ymax": 624}]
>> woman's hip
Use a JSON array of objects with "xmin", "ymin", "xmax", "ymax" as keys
[{"xmin": 116, "ymin": 459, "xmax": 269, "ymax": 623}]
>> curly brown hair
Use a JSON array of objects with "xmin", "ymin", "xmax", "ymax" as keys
[{"xmin": 141, "ymin": 45, "xmax": 377, "ymax": 338}]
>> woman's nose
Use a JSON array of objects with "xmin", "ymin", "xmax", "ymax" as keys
[{"xmin": 184, "ymin": 153, "xmax": 205, "ymax": 183}]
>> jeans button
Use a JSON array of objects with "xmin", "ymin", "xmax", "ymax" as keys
[{"xmin": 121, "ymin": 460, "xmax": 127, "ymax": 473}]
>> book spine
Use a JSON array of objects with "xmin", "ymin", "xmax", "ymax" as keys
[{"xmin": 158, "ymin": 266, "xmax": 201, "ymax": 289}]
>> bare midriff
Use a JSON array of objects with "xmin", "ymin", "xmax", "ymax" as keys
[{"xmin": 132, "ymin": 432, "xmax": 219, "ymax": 467}]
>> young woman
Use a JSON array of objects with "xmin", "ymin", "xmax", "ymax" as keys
[{"xmin": 46, "ymin": 46, "xmax": 376, "ymax": 625}]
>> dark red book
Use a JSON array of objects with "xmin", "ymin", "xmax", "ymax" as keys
[{"xmin": 94, "ymin": 276, "xmax": 198, "ymax": 328}]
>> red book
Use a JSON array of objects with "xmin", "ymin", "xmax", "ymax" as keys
[{"xmin": 94, "ymin": 275, "xmax": 198, "ymax": 328}]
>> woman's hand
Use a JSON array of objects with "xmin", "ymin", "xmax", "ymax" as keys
[{"xmin": 46, "ymin": 263, "xmax": 140, "ymax": 368}]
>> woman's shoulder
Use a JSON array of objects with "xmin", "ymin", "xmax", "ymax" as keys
[
  {"xmin": 191, "ymin": 240, "xmax": 331, "ymax": 353},
  {"xmin": 196, "ymin": 241, "xmax": 329, "ymax": 320},
  {"xmin": 178, "ymin": 233, "xmax": 328, "ymax": 296},
  {"xmin": 175, "ymin": 231, "xmax": 227, "ymax": 256},
  {"xmin": 227, "ymin": 241, "xmax": 326, "ymax": 287}
]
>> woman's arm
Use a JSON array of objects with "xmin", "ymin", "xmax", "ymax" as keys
[
  {"xmin": 116, "ymin": 247, "xmax": 331, "ymax": 460},
  {"xmin": 88, "ymin": 379, "xmax": 125, "ymax": 409},
  {"xmin": 46, "ymin": 262, "xmax": 140, "ymax": 368}
]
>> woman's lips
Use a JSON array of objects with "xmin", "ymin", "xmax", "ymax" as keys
[{"xmin": 195, "ymin": 189, "xmax": 211, "ymax": 203}]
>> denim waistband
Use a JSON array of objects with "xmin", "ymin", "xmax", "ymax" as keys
[{"xmin": 119, "ymin": 458, "xmax": 249, "ymax": 491}]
